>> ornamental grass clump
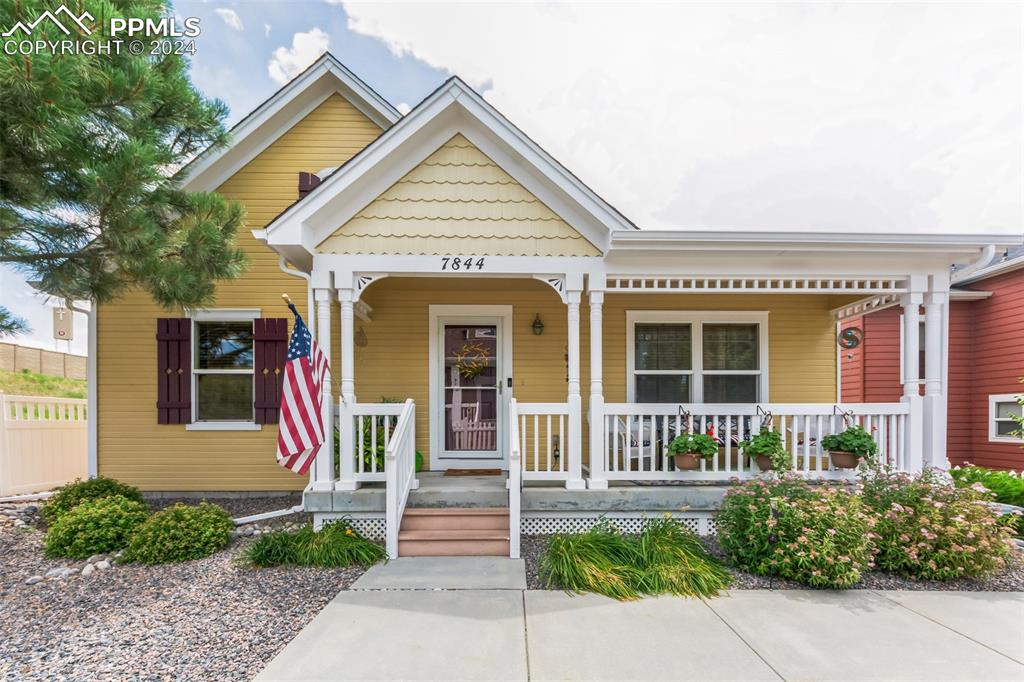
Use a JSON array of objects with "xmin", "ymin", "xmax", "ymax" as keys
[
  {"xmin": 716, "ymin": 475, "xmax": 876, "ymax": 588},
  {"xmin": 242, "ymin": 520, "xmax": 385, "ymax": 568},
  {"xmin": 43, "ymin": 495, "xmax": 149, "ymax": 559},
  {"xmin": 123, "ymin": 502, "xmax": 234, "ymax": 564},
  {"xmin": 860, "ymin": 467, "xmax": 1013, "ymax": 581},
  {"xmin": 539, "ymin": 518, "xmax": 731, "ymax": 601},
  {"xmin": 42, "ymin": 476, "xmax": 144, "ymax": 525}
]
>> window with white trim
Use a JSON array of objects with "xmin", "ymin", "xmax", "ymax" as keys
[
  {"xmin": 989, "ymin": 394, "xmax": 1023, "ymax": 443},
  {"xmin": 189, "ymin": 310, "xmax": 259, "ymax": 425},
  {"xmin": 627, "ymin": 312, "xmax": 769, "ymax": 404}
]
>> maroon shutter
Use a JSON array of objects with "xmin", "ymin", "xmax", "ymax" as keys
[
  {"xmin": 156, "ymin": 319, "xmax": 191, "ymax": 424},
  {"xmin": 254, "ymin": 318, "xmax": 289, "ymax": 424}
]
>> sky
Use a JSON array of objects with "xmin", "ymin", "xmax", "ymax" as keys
[{"xmin": 3, "ymin": 1, "xmax": 1023, "ymax": 354}]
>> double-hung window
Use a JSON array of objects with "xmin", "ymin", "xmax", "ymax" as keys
[
  {"xmin": 627, "ymin": 312, "xmax": 768, "ymax": 404},
  {"xmin": 188, "ymin": 310, "xmax": 260, "ymax": 429},
  {"xmin": 989, "ymin": 394, "xmax": 1023, "ymax": 443}
]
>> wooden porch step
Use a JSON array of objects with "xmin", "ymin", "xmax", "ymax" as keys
[
  {"xmin": 401, "ymin": 507, "xmax": 509, "ymax": 531},
  {"xmin": 397, "ymin": 529, "xmax": 510, "ymax": 557}
]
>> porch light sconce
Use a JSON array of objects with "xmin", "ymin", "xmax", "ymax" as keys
[
  {"xmin": 531, "ymin": 314, "xmax": 544, "ymax": 336},
  {"xmin": 355, "ymin": 326, "xmax": 368, "ymax": 348}
]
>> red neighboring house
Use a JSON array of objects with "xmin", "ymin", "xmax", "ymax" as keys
[{"xmin": 842, "ymin": 246, "xmax": 1024, "ymax": 471}]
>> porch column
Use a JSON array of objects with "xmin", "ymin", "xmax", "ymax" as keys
[
  {"xmin": 311, "ymin": 289, "xmax": 334, "ymax": 491},
  {"xmin": 901, "ymin": 277, "xmax": 925, "ymax": 473},
  {"xmin": 566, "ymin": 275, "xmax": 586, "ymax": 490},
  {"xmin": 336, "ymin": 287, "xmax": 359, "ymax": 491},
  {"xmin": 923, "ymin": 273, "xmax": 950, "ymax": 469},
  {"xmin": 588, "ymin": 276, "xmax": 608, "ymax": 489}
]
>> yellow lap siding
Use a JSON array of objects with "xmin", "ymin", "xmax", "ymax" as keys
[{"xmin": 96, "ymin": 95, "xmax": 381, "ymax": 491}]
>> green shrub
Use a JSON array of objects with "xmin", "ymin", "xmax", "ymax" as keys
[
  {"xmin": 123, "ymin": 502, "xmax": 234, "ymax": 564},
  {"xmin": 717, "ymin": 475, "xmax": 876, "ymax": 588},
  {"xmin": 667, "ymin": 432, "xmax": 718, "ymax": 458},
  {"xmin": 949, "ymin": 465, "xmax": 1024, "ymax": 507},
  {"xmin": 820, "ymin": 426, "xmax": 878, "ymax": 461},
  {"xmin": 540, "ymin": 518, "xmax": 731, "ymax": 601},
  {"xmin": 860, "ymin": 468, "xmax": 1013, "ymax": 581},
  {"xmin": 43, "ymin": 495, "xmax": 149, "ymax": 559},
  {"xmin": 739, "ymin": 428, "xmax": 789, "ymax": 470},
  {"xmin": 43, "ymin": 476, "xmax": 144, "ymax": 525},
  {"xmin": 242, "ymin": 520, "xmax": 385, "ymax": 568}
]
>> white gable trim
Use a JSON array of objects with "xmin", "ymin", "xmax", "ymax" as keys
[
  {"xmin": 260, "ymin": 78, "xmax": 634, "ymax": 257},
  {"xmin": 179, "ymin": 53, "xmax": 400, "ymax": 193}
]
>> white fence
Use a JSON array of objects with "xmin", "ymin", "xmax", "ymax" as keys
[
  {"xmin": 0, "ymin": 394, "xmax": 88, "ymax": 496},
  {"xmin": 597, "ymin": 402, "xmax": 910, "ymax": 481}
]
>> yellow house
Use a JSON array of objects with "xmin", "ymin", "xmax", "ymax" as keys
[{"xmin": 93, "ymin": 54, "xmax": 1001, "ymax": 557}]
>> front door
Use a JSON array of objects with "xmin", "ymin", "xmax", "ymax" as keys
[{"xmin": 432, "ymin": 309, "xmax": 511, "ymax": 466}]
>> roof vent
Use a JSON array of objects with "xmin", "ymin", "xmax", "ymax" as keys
[{"xmin": 298, "ymin": 171, "xmax": 322, "ymax": 199}]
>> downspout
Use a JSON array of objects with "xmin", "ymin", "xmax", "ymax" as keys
[
  {"xmin": 951, "ymin": 244, "xmax": 996, "ymax": 283},
  {"xmin": 68, "ymin": 301, "xmax": 96, "ymax": 478},
  {"xmin": 277, "ymin": 256, "xmax": 315, "ymax": 337}
]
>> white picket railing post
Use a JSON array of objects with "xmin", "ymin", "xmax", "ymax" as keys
[
  {"xmin": 311, "ymin": 288, "xmax": 334, "ymax": 492},
  {"xmin": 336, "ymin": 287, "xmax": 359, "ymax": 491},
  {"xmin": 508, "ymin": 398, "xmax": 521, "ymax": 559},
  {"xmin": 565, "ymin": 284, "xmax": 585, "ymax": 490},
  {"xmin": 385, "ymin": 399, "xmax": 416, "ymax": 559},
  {"xmin": 902, "ymin": 286, "xmax": 925, "ymax": 473},
  {"xmin": 588, "ymin": 286, "xmax": 608, "ymax": 490}
]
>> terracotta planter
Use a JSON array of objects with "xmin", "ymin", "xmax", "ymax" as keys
[
  {"xmin": 754, "ymin": 455, "xmax": 777, "ymax": 471},
  {"xmin": 828, "ymin": 450, "xmax": 861, "ymax": 469},
  {"xmin": 672, "ymin": 453, "xmax": 702, "ymax": 470}
]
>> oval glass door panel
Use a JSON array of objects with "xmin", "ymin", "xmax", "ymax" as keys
[{"xmin": 443, "ymin": 325, "xmax": 498, "ymax": 452}]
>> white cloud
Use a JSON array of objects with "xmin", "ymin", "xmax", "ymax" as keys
[
  {"xmin": 396, "ymin": 102, "xmax": 411, "ymax": 115},
  {"xmin": 214, "ymin": 8, "xmax": 243, "ymax": 32},
  {"xmin": 268, "ymin": 28, "xmax": 330, "ymax": 86},
  {"xmin": 343, "ymin": 2, "xmax": 1023, "ymax": 234}
]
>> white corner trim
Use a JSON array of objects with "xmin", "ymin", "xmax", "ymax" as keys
[
  {"xmin": 624, "ymin": 311, "xmax": 770, "ymax": 404},
  {"xmin": 186, "ymin": 422, "xmax": 263, "ymax": 432},
  {"xmin": 988, "ymin": 393, "xmax": 1023, "ymax": 444}
]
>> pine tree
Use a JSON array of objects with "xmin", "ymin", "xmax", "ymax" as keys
[{"xmin": 0, "ymin": 0, "xmax": 247, "ymax": 335}]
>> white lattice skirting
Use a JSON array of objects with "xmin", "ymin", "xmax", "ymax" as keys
[
  {"xmin": 315, "ymin": 510, "xmax": 718, "ymax": 540},
  {"xmin": 521, "ymin": 511, "xmax": 717, "ymax": 536}
]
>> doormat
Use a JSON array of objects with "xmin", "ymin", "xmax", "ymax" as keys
[{"xmin": 443, "ymin": 469, "xmax": 503, "ymax": 477}]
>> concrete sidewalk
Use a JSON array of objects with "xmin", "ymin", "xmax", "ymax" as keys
[{"xmin": 256, "ymin": 559, "xmax": 1024, "ymax": 682}]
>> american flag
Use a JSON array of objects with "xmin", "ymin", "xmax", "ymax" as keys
[{"xmin": 276, "ymin": 303, "xmax": 330, "ymax": 475}]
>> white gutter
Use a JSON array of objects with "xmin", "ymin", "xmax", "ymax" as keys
[
  {"xmin": 951, "ymin": 244, "xmax": 996, "ymax": 283},
  {"xmin": 277, "ymin": 256, "xmax": 314, "ymax": 337},
  {"xmin": 609, "ymin": 231, "xmax": 1017, "ymax": 254}
]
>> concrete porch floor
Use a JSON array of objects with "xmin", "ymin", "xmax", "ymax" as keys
[{"xmin": 304, "ymin": 471, "xmax": 730, "ymax": 514}]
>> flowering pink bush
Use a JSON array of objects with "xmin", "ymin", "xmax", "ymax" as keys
[
  {"xmin": 860, "ymin": 468, "xmax": 1013, "ymax": 581},
  {"xmin": 717, "ymin": 475, "xmax": 876, "ymax": 588}
]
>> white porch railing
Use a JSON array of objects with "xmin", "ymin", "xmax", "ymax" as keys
[
  {"xmin": 384, "ymin": 399, "xmax": 418, "ymax": 558},
  {"xmin": 598, "ymin": 402, "xmax": 910, "ymax": 481},
  {"xmin": 507, "ymin": 399, "xmax": 522, "ymax": 559},
  {"xmin": 344, "ymin": 402, "xmax": 407, "ymax": 483},
  {"xmin": 516, "ymin": 402, "xmax": 571, "ymax": 481},
  {"xmin": 0, "ymin": 395, "xmax": 88, "ymax": 496}
]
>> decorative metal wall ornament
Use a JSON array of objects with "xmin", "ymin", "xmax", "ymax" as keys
[{"xmin": 837, "ymin": 326, "xmax": 864, "ymax": 349}]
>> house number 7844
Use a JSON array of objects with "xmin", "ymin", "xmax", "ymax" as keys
[{"xmin": 440, "ymin": 257, "xmax": 485, "ymax": 271}]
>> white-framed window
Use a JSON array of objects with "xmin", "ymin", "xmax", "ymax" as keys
[
  {"xmin": 186, "ymin": 309, "xmax": 261, "ymax": 431},
  {"xmin": 626, "ymin": 311, "xmax": 769, "ymax": 404},
  {"xmin": 989, "ymin": 394, "xmax": 1023, "ymax": 443}
]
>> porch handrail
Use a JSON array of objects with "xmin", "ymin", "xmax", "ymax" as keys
[
  {"xmin": 515, "ymin": 401, "xmax": 571, "ymax": 481},
  {"xmin": 602, "ymin": 402, "xmax": 910, "ymax": 416},
  {"xmin": 384, "ymin": 399, "xmax": 417, "ymax": 558},
  {"xmin": 508, "ymin": 398, "xmax": 521, "ymax": 559}
]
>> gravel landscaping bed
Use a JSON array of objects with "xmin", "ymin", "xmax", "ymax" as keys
[
  {"xmin": 148, "ymin": 493, "xmax": 307, "ymax": 520},
  {"xmin": 521, "ymin": 534, "xmax": 1024, "ymax": 592},
  {"xmin": 0, "ymin": 521, "xmax": 365, "ymax": 681}
]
